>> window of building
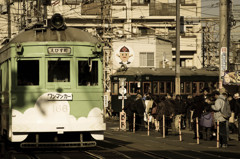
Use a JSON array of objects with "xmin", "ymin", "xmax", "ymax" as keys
[
  {"xmin": 132, "ymin": 0, "xmax": 149, "ymax": 5},
  {"xmin": 48, "ymin": 61, "xmax": 70, "ymax": 82},
  {"xmin": 18, "ymin": 60, "xmax": 39, "ymax": 86},
  {"xmin": 113, "ymin": 0, "xmax": 125, "ymax": 4},
  {"xmin": 78, "ymin": 61, "xmax": 98, "ymax": 86},
  {"xmin": 140, "ymin": 52, "xmax": 154, "ymax": 67},
  {"xmin": 63, "ymin": 0, "xmax": 81, "ymax": 5}
]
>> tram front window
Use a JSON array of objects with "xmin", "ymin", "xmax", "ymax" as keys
[
  {"xmin": 48, "ymin": 61, "xmax": 70, "ymax": 82},
  {"xmin": 78, "ymin": 61, "xmax": 98, "ymax": 86},
  {"xmin": 17, "ymin": 60, "xmax": 39, "ymax": 86}
]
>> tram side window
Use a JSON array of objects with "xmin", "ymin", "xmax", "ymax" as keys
[
  {"xmin": 78, "ymin": 61, "xmax": 98, "ymax": 86},
  {"xmin": 192, "ymin": 83, "xmax": 197, "ymax": 94},
  {"xmin": 129, "ymin": 82, "xmax": 138, "ymax": 94},
  {"xmin": 17, "ymin": 60, "xmax": 39, "ymax": 86},
  {"xmin": 112, "ymin": 82, "xmax": 118, "ymax": 95},
  {"xmin": 185, "ymin": 82, "xmax": 191, "ymax": 94},
  {"xmin": 166, "ymin": 82, "xmax": 171, "ymax": 94},
  {"xmin": 199, "ymin": 82, "xmax": 204, "ymax": 93},
  {"xmin": 159, "ymin": 82, "xmax": 165, "ymax": 94},
  {"xmin": 153, "ymin": 81, "xmax": 159, "ymax": 94},
  {"xmin": 48, "ymin": 61, "xmax": 70, "ymax": 82},
  {"xmin": 143, "ymin": 82, "xmax": 151, "ymax": 94},
  {"xmin": 180, "ymin": 82, "xmax": 184, "ymax": 94}
]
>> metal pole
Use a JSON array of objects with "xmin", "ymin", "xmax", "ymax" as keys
[
  {"xmin": 219, "ymin": 0, "xmax": 228, "ymax": 89},
  {"xmin": 133, "ymin": 113, "xmax": 135, "ymax": 133},
  {"xmin": 179, "ymin": 116, "xmax": 182, "ymax": 141},
  {"xmin": 196, "ymin": 117, "xmax": 199, "ymax": 144},
  {"xmin": 175, "ymin": 0, "xmax": 181, "ymax": 95},
  {"xmin": 147, "ymin": 114, "xmax": 150, "ymax": 136},
  {"xmin": 163, "ymin": 115, "xmax": 165, "ymax": 138}
]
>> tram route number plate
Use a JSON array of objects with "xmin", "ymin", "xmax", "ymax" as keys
[
  {"xmin": 118, "ymin": 96, "xmax": 127, "ymax": 100},
  {"xmin": 47, "ymin": 93, "xmax": 73, "ymax": 101}
]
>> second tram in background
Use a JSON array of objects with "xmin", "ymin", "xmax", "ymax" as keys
[{"xmin": 111, "ymin": 67, "xmax": 219, "ymax": 113}]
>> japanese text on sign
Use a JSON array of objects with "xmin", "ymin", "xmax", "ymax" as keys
[
  {"xmin": 47, "ymin": 93, "xmax": 72, "ymax": 101},
  {"xmin": 48, "ymin": 47, "xmax": 71, "ymax": 54}
]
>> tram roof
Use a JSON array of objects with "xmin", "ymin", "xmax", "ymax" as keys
[
  {"xmin": 9, "ymin": 27, "xmax": 100, "ymax": 44},
  {"xmin": 112, "ymin": 67, "xmax": 219, "ymax": 77}
]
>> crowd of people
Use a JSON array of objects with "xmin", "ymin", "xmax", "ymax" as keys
[{"xmin": 124, "ymin": 88, "xmax": 240, "ymax": 148}]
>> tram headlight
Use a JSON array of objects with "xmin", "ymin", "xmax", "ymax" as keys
[{"xmin": 50, "ymin": 13, "xmax": 65, "ymax": 30}]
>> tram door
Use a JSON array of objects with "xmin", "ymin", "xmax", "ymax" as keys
[{"xmin": 143, "ymin": 82, "xmax": 151, "ymax": 94}]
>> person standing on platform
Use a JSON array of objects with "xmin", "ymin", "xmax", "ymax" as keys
[
  {"xmin": 134, "ymin": 93, "xmax": 146, "ymax": 131},
  {"xmin": 211, "ymin": 91, "xmax": 230, "ymax": 148},
  {"xmin": 124, "ymin": 94, "xmax": 135, "ymax": 132},
  {"xmin": 234, "ymin": 93, "xmax": 240, "ymax": 141}
]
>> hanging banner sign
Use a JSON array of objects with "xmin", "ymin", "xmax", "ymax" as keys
[{"xmin": 220, "ymin": 47, "xmax": 227, "ymax": 77}]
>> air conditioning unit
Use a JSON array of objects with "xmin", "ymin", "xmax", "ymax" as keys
[
  {"xmin": 114, "ymin": 29, "xmax": 123, "ymax": 38},
  {"xmin": 0, "ymin": 4, "xmax": 7, "ymax": 14},
  {"xmin": 115, "ymin": 0, "xmax": 123, "ymax": 3}
]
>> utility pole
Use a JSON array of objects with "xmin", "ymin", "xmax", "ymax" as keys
[
  {"xmin": 219, "ymin": 0, "xmax": 228, "ymax": 89},
  {"xmin": 175, "ymin": 0, "xmax": 180, "ymax": 95},
  {"xmin": 7, "ymin": 0, "xmax": 11, "ymax": 39},
  {"xmin": 101, "ymin": 0, "xmax": 113, "ymax": 117}
]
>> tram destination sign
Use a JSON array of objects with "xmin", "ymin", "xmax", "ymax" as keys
[{"xmin": 48, "ymin": 47, "xmax": 71, "ymax": 54}]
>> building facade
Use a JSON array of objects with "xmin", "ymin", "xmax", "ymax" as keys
[{"xmin": 0, "ymin": 0, "xmax": 202, "ymax": 69}]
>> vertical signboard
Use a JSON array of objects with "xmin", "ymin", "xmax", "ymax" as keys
[
  {"xmin": 119, "ymin": 78, "xmax": 126, "ymax": 131},
  {"xmin": 221, "ymin": 47, "xmax": 227, "ymax": 78},
  {"xmin": 104, "ymin": 95, "xmax": 108, "ymax": 108},
  {"xmin": 120, "ymin": 111, "xmax": 126, "ymax": 131}
]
